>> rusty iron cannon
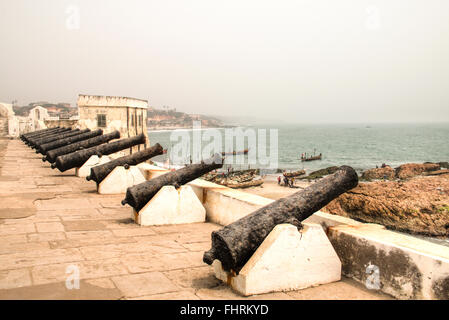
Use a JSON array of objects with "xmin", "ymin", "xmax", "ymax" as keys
[
  {"xmin": 27, "ymin": 128, "xmax": 72, "ymax": 147},
  {"xmin": 26, "ymin": 127, "xmax": 71, "ymax": 145},
  {"xmin": 35, "ymin": 129, "xmax": 90, "ymax": 154},
  {"xmin": 203, "ymin": 165, "xmax": 359, "ymax": 273},
  {"xmin": 121, "ymin": 153, "xmax": 224, "ymax": 211},
  {"xmin": 86, "ymin": 143, "xmax": 164, "ymax": 184},
  {"xmin": 43, "ymin": 131, "xmax": 119, "ymax": 163},
  {"xmin": 33, "ymin": 129, "xmax": 88, "ymax": 151},
  {"xmin": 30, "ymin": 128, "xmax": 79, "ymax": 149},
  {"xmin": 21, "ymin": 127, "xmax": 60, "ymax": 141},
  {"xmin": 38, "ymin": 129, "xmax": 103, "ymax": 155},
  {"xmin": 51, "ymin": 133, "xmax": 147, "ymax": 172},
  {"xmin": 24, "ymin": 127, "xmax": 68, "ymax": 145}
]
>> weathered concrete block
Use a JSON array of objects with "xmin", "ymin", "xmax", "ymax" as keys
[
  {"xmin": 327, "ymin": 224, "xmax": 449, "ymax": 300},
  {"xmin": 75, "ymin": 155, "xmax": 111, "ymax": 178},
  {"xmin": 97, "ymin": 165, "xmax": 146, "ymax": 194},
  {"xmin": 187, "ymin": 178, "xmax": 273, "ymax": 226},
  {"xmin": 136, "ymin": 163, "xmax": 170, "ymax": 180},
  {"xmin": 133, "ymin": 185, "xmax": 206, "ymax": 226},
  {"xmin": 213, "ymin": 223, "xmax": 342, "ymax": 296}
]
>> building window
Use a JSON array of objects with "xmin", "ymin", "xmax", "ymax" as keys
[{"xmin": 97, "ymin": 114, "xmax": 107, "ymax": 127}]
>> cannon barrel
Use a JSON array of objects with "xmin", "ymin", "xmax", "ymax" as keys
[
  {"xmin": 39, "ymin": 129, "xmax": 103, "ymax": 154},
  {"xmin": 21, "ymin": 127, "xmax": 59, "ymax": 140},
  {"xmin": 25, "ymin": 128, "xmax": 68, "ymax": 146},
  {"xmin": 27, "ymin": 128, "xmax": 72, "ymax": 147},
  {"xmin": 29, "ymin": 128, "xmax": 75, "ymax": 148},
  {"xmin": 34, "ymin": 129, "xmax": 89, "ymax": 152},
  {"xmin": 203, "ymin": 165, "xmax": 359, "ymax": 273},
  {"xmin": 51, "ymin": 133, "xmax": 147, "ymax": 172},
  {"xmin": 86, "ymin": 143, "xmax": 164, "ymax": 184},
  {"xmin": 35, "ymin": 129, "xmax": 90, "ymax": 154},
  {"xmin": 27, "ymin": 127, "xmax": 70, "ymax": 142},
  {"xmin": 43, "ymin": 131, "xmax": 120, "ymax": 163},
  {"xmin": 24, "ymin": 128, "xmax": 66, "ymax": 144},
  {"xmin": 121, "ymin": 153, "xmax": 224, "ymax": 211},
  {"xmin": 21, "ymin": 127, "xmax": 57, "ymax": 138},
  {"xmin": 33, "ymin": 129, "xmax": 82, "ymax": 151}
]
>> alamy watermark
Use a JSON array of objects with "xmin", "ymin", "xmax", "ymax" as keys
[
  {"xmin": 365, "ymin": 263, "xmax": 381, "ymax": 290},
  {"xmin": 65, "ymin": 264, "xmax": 80, "ymax": 290},
  {"xmin": 169, "ymin": 121, "xmax": 278, "ymax": 169},
  {"xmin": 65, "ymin": 5, "xmax": 80, "ymax": 30},
  {"xmin": 365, "ymin": 5, "xmax": 381, "ymax": 30}
]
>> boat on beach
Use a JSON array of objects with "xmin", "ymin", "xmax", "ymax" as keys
[
  {"xmin": 283, "ymin": 169, "xmax": 306, "ymax": 178},
  {"xmin": 226, "ymin": 178, "xmax": 264, "ymax": 188}
]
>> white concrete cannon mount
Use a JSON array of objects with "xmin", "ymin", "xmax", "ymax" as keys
[
  {"xmin": 213, "ymin": 223, "xmax": 342, "ymax": 296},
  {"xmin": 97, "ymin": 165, "xmax": 146, "ymax": 194},
  {"xmin": 75, "ymin": 155, "xmax": 111, "ymax": 178},
  {"xmin": 137, "ymin": 162, "xmax": 170, "ymax": 180},
  {"xmin": 132, "ymin": 185, "xmax": 206, "ymax": 226}
]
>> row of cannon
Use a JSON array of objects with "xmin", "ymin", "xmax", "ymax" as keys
[
  {"xmin": 20, "ymin": 127, "xmax": 224, "ymax": 208},
  {"xmin": 20, "ymin": 127, "xmax": 359, "ymax": 274}
]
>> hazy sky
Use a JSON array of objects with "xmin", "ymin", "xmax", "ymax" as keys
[{"xmin": 1, "ymin": 0, "xmax": 448, "ymax": 123}]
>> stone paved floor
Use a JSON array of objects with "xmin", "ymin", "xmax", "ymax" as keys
[{"xmin": 0, "ymin": 138, "xmax": 392, "ymax": 299}]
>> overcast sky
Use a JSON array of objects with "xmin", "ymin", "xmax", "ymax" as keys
[{"xmin": 1, "ymin": 0, "xmax": 448, "ymax": 123}]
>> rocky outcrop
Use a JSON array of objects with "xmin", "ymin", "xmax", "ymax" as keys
[
  {"xmin": 395, "ymin": 163, "xmax": 440, "ymax": 180},
  {"xmin": 361, "ymin": 166, "xmax": 395, "ymax": 181},
  {"xmin": 360, "ymin": 162, "xmax": 443, "ymax": 181},
  {"xmin": 299, "ymin": 166, "xmax": 339, "ymax": 180},
  {"xmin": 323, "ymin": 174, "xmax": 449, "ymax": 237}
]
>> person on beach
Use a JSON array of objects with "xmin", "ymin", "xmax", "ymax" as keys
[{"xmin": 277, "ymin": 176, "xmax": 281, "ymax": 185}]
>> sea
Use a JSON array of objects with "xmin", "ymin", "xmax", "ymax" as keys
[
  {"xmin": 148, "ymin": 123, "xmax": 449, "ymax": 174},
  {"xmin": 148, "ymin": 122, "xmax": 449, "ymax": 245}
]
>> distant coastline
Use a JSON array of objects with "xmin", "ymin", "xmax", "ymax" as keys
[{"xmin": 148, "ymin": 124, "xmax": 235, "ymax": 132}]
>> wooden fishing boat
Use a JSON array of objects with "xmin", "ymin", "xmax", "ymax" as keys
[
  {"xmin": 226, "ymin": 178, "xmax": 264, "ymax": 189},
  {"xmin": 221, "ymin": 149, "xmax": 249, "ymax": 156},
  {"xmin": 301, "ymin": 154, "xmax": 322, "ymax": 162},
  {"xmin": 283, "ymin": 169, "xmax": 306, "ymax": 178}
]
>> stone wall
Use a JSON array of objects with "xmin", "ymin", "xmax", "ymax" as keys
[{"xmin": 44, "ymin": 119, "xmax": 80, "ymax": 129}]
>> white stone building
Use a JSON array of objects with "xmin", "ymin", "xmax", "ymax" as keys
[{"xmin": 77, "ymin": 94, "xmax": 149, "ymax": 152}]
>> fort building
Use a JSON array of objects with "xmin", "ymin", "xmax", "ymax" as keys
[{"xmin": 76, "ymin": 94, "xmax": 149, "ymax": 153}]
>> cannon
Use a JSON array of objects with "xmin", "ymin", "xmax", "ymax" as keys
[
  {"xmin": 121, "ymin": 153, "xmax": 224, "ymax": 211},
  {"xmin": 27, "ymin": 128, "xmax": 72, "ymax": 147},
  {"xmin": 51, "ymin": 133, "xmax": 147, "ymax": 172},
  {"xmin": 35, "ymin": 129, "xmax": 90, "ymax": 154},
  {"xmin": 32, "ymin": 129, "xmax": 83, "ymax": 150},
  {"xmin": 29, "ymin": 128, "xmax": 77, "ymax": 149},
  {"xmin": 21, "ymin": 127, "xmax": 59, "ymax": 141},
  {"xmin": 203, "ymin": 165, "xmax": 359, "ymax": 273},
  {"xmin": 43, "ymin": 131, "xmax": 120, "ymax": 163},
  {"xmin": 24, "ymin": 127, "xmax": 66, "ymax": 144},
  {"xmin": 33, "ymin": 129, "xmax": 90, "ymax": 152},
  {"xmin": 86, "ymin": 143, "xmax": 164, "ymax": 184},
  {"xmin": 38, "ymin": 129, "xmax": 103, "ymax": 155}
]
